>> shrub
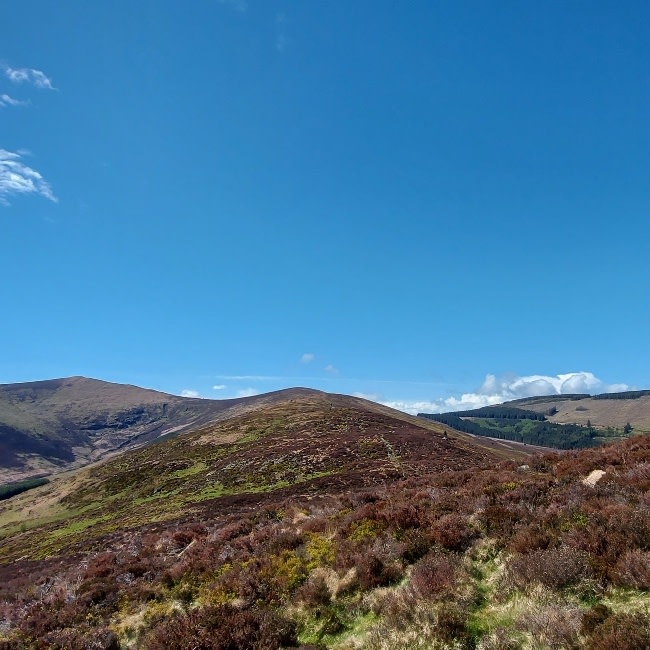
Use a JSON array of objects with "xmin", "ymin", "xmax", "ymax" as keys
[
  {"xmin": 585, "ymin": 611, "xmax": 650, "ymax": 650},
  {"xmin": 509, "ymin": 524, "xmax": 552, "ymax": 554},
  {"xmin": 38, "ymin": 626, "xmax": 120, "ymax": 650},
  {"xmin": 562, "ymin": 501, "xmax": 650, "ymax": 578},
  {"xmin": 409, "ymin": 552, "xmax": 458, "ymax": 600},
  {"xmin": 478, "ymin": 626, "xmax": 521, "ymax": 650},
  {"xmin": 83, "ymin": 553, "xmax": 117, "ymax": 580},
  {"xmin": 380, "ymin": 503, "xmax": 421, "ymax": 530},
  {"xmin": 305, "ymin": 533, "xmax": 335, "ymax": 569},
  {"xmin": 430, "ymin": 514, "xmax": 475, "ymax": 551},
  {"xmin": 266, "ymin": 530, "xmax": 304, "ymax": 554},
  {"xmin": 481, "ymin": 506, "xmax": 520, "ymax": 539},
  {"xmin": 356, "ymin": 554, "xmax": 402, "ymax": 590},
  {"xmin": 399, "ymin": 528, "xmax": 432, "ymax": 563},
  {"xmin": 19, "ymin": 600, "xmax": 86, "ymax": 639},
  {"xmin": 216, "ymin": 518, "xmax": 254, "ymax": 542},
  {"xmin": 580, "ymin": 604, "xmax": 612, "ymax": 637},
  {"xmin": 435, "ymin": 603, "xmax": 473, "ymax": 645},
  {"xmin": 348, "ymin": 518, "xmax": 382, "ymax": 542},
  {"xmin": 297, "ymin": 575, "xmax": 331, "ymax": 608},
  {"xmin": 506, "ymin": 546, "xmax": 592, "ymax": 591},
  {"xmin": 269, "ymin": 550, "xmax": 308, "ymax": 591},
  {"xmin": 516, "ymin": 603, "xmax": 581, "ymax": 650},
  {"xmin": 144, "ymin": 604, "xmax": 298, "ymax": 650},
  {"xmin": 611, "ymin": 549, "xmax": 650, "ymax": 589},
  {"xmin": 77, "ymin": 576, "xmax": 121, "ymax": 610}
]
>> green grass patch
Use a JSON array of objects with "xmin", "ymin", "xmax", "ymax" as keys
[
  {"xmin": 170, "ymin": 462, "xmax": 207, "ymax": 479},
  {"xmin": 297, "ymin": 600, "xmax": 376, "ymax": 648},
  {"xmin": 49, "ymin": 513, "xmax": 114, "ymax": 538}
]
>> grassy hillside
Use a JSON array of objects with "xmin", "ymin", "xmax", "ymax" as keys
[
  {"xmin": 0, "ymin": 376, "xmax": 321, "ymax": 484},
  {"xmin": 508, "ymin": 391, "xmax": 650, "ymax": 432},
  {"xmin": 418, "ymin": 393, "xmax": 650, "ymax": 449},
  {"xmin": 0, "ymin": 394, "xmax": 499, "ymax": 563},
  {"xmin": 0, "ymin": 395, "xmax": 648, "ymax": 649}
]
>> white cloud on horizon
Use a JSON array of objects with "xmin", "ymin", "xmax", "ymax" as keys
[
  {"xmin": 211, "ymin": 386, "xmax": 260, "ymax": 399},
  {"xmin": 0, "ymin": 149, "xmax": 57, "ymax": 205},
  {"xmin": 181, "ymin": 386, "xmax": 259, "ymax": 399},
  {"xmin": 4, "ymin": 66, "xmax": 55, "ymax": 90},
  {"xmin": 300, "ymin": 353, "xmax": 315, "ymax": 364},
  {"xmin": 234, "ymin": 387, "xmax": 259, "ymax": 398},
  {"xmin": 353, "ymin": 391, "xmax": 381, "ymax": 402},
  {"xmin": 381, "ymin": 371, "xmax": 630, "ymax": 416}
]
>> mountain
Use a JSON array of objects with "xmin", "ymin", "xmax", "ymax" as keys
[
  {"xmin": 506, "ymin": 390, "xmax": 650, "ymax": 430},
  {"xmin": 419, "ymin": 389, "xmax": 650, "ymax": 450},
  {"xmin": 0, "ymin": 390, "xmax": 528, "ymax": 562},
  {"xmin": 0, "ymin": 376, "xmax": 319, "ymax": 484},
  {"xmin": 0, "ymin": 389, "xmax": 648, "ymax": 649}
]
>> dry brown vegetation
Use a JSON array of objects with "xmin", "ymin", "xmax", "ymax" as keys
[
  {"xmin": 0, "ymin": 399, "xmax": 648, "ymax": 649},
  {"xmin": 513, "ymin": 393, "xmax": 650, "ymax": 431},
  {"xmin": 0, "ymin": 377, "xmax": 327, "ymax": 483}
]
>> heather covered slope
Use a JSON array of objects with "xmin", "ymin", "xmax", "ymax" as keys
[
  {"xmin": 0, "ymin": 392, "xmax": 504, "ymax": 563},
  {"xmin": 0, "ymin": 394, "xmax": 648, "ymax": 648},
  {"xmin": 0, "ymin": 376, "xmax": 320, "ymax": 483},
  {"xmin": 0, "ymin": 442, "xmax": 648, "ymax": 649}
]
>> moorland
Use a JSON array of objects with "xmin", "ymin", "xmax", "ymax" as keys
[{"xmin": 0, "ymin": 379, "xmax": 648, "ymax": 649}]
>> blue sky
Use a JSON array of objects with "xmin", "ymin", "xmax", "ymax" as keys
[{"xmin": 1, "ymin": 1, "xmax": 648, "ymax": 413}]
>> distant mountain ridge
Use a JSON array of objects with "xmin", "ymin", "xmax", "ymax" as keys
[
  {"xmin": 7, "ymin": 376, "xmax": 646, "ymax": 485},
  {"xmin": 505, "ymin": 390, "xmax": 650, "ymax": 430},
  {"xmin": 0, "ymin": 389, "xmax": 527, "ymax": 564},
  {"xmin": 0, "ymin": 376, "xmax": 320, "ymax": 484},
  {"xmin": 418, "ymin": 389, "xmax": 650, "ymax": 450}
]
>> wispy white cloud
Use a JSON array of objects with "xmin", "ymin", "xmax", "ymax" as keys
[
  {"xmin": 220, "ymin": 386, "xmax": 260, "ymax": 399},
  {"xmin": 181, "ymin": 389, "xmax": 201, "ymax": 398},
  {"xmin": 381, "ymin": 371, "xmax": 629, "ymax": 416},
  {"xmin": 0, "ymin": 93, "xmax": 28, "ymax": 108},
  {"xmin": 4, "ymin": 66, "xmax": 55, "ymax": 90},
  {"xmin": 211, "ymin": 385, "xmax": 261, "ymax": 399},
  {"xmin": 324, "ymin": 364, "xmax": 339, "ymax": 375},
  {"xmin": 300, "ymin": 353, "xmax": 315, "ymax": 364},
  {"xmin": 217, "ymin": 0, "xmax": 247, "ymax": 12},
  {"xmin": 0, "ymin": 149, "xmax": 57, "ymax": 205},
  {"xmin": 236, "ymin": 387, "xmax": 259, "ymax": 397}
]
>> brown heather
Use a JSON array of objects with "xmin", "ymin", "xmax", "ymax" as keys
[{"xmin": 0, "ymin": 403, "xmax": 649, "ymax": 649}]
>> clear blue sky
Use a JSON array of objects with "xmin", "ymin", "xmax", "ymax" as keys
[{"xmin": 1, "ymin": 1, "xmax": 648, "ymax": 412}]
